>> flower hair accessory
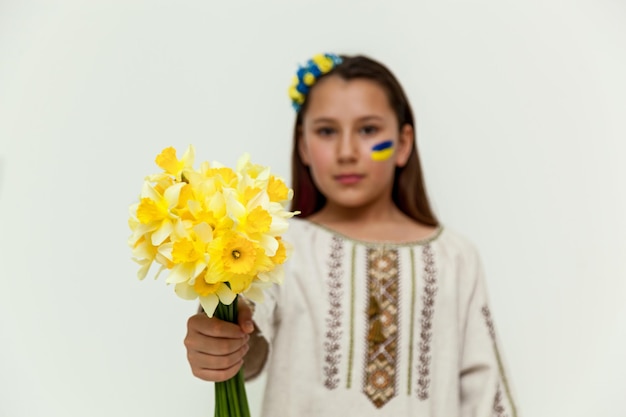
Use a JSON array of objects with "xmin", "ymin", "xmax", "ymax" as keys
[{"xmin": 288, "ymin": 53, "xmax": 343, "ymax": 112}]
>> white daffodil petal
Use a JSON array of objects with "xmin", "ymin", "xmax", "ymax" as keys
[
  {"xmin": 181, "ymin": 144, "xmax": 195, "ymax": 167},
  {"xmin": 193, "ymin": 222, "xmax": 213, "ymax": 242},
  {"xmin": 199, "ymin": 294, "xmax": 219, "ymax": 317},
  {"xmin": 128, "ymin": 202, "xmax": 140, "ymax": 218},
  {"xmin": 135, "ymin": 222, "xmax": 157, "ymax": 238},
  {"xmin": 141, "ymin": 182, "xmax": 161, "ymax": 200},
  {"xmin": 171, "ymin": 219, "xmax": 189, "ymax": 240},
  {"xmin": 271, "ymin": 265, "xmax": 285, "ymax": 285},
  {"xmin": 175, "ymin": 282, "xmax": 198, "ymax": 300},
  {"xmin": 244, "ymin": 281, "xmax": 272, "ymax": 302},
  {"xmin": 187, "ymin": 199, "xmax": 201, "ymax": 216},
  {"xmin": 185, "ymin": 170, "xmax": 204, "ymax": 188},
  {"xmin": 283, "ymin": 240, "xmax": 294, "ymax": 258},
  {"xmin": 238, "ymin": 174, "xmax": 251, "ymax": 191},
  {"xmin": 204, "ymin": 262, "xmax": 225, "ymax": 284},
  {"xmin": 164, "ymin": 182, "xmax": 186, "ymax": 209},
  {"xmin": 157, "ymin": 242, "xmax": 173, "ymax": 261},
  {"xmin": 154, "ymin": 264, "xmax": 167, "ymax": 281},
  {"xmin": 216, "ymin": 284, "xmax": 236, "ymax": 305},
  {"xmin": 247, "ymin": 190, "xmax": 269, "ymax": 211},
  {"xmin": 224, "ymin": 189, "xmax": 246, "ymax": 221},
  {"xmin": 256, "ymin": 167, "xmax": 270, "ymax": 182},
  {"xmin": 166, "ymin": 263, "xmax": 192, "ymax": 284},
  {"xmin": 208, "ymin": 192, "xmax": 225, "ymax": 217},
  {"xmin": 145, "ymin": 172, "xmax": 169, "ymax": 183},
  {"xmin": 269, "ymin": 202, "xmax": 298, "ymax": 219},
  {"xmin": 260, "ymin": 234, "xmax": 278, "ymax": 257},
  {"xmin": 236, "ymin": 153, "xmax": 251, "ymax": 171},
  {"xmin": 131, "ymin": 242, "xmax": 150, "ymax": 260},
  {"xmin": 269, "ymin": 216, "xmax": 289, "ymax": 235},
  {"xmin": 192, "ymin": 260, "xmax": 207, "ymax": 280},
  {"xmin": 136, "ymin": 259, "xmax": 152, "ymax": 280},
  {"xmin": 151, "ymin": 220, "xmax": 173, "ymax": 245},
  {"xmin": 155, "ymin": 252, "xmax": 172, "ymax": 268},
  {"xmin": 258, "ymin": 265, "xmax": 284, "ymax": 285},
  {"xmin": 127, "ymin": 232, "xmax": 143, "ymax": 248},
  {"xmin": 243, "ymin": 286, "xmax": 265, "ymax": 303}
]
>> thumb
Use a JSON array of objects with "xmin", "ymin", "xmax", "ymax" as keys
[{"xmin": 237, "ymin": 297, "xmax": 255, "ymax": 334}]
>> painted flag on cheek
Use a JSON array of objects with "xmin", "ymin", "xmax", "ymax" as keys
[{"xmin": 371, "ymin": 140, "xmax": 394, "ymax": 161}]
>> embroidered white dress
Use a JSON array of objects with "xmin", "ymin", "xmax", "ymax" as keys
[{"xmin": 252, "ymin": 218, "xmax": 517, "ymax": 417}]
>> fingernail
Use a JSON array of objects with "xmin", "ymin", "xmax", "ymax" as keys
[{"xmin": 245, "ymin": 321, "xmax": 254, "ymax": 333}]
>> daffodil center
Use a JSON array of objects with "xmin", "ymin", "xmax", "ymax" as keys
[{"xmin": 231, "ymin": 250, "xmax": 241, "ymax": 260}]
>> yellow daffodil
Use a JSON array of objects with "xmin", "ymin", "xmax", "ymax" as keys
[
  {"xmin": 236, "ymin": 154, "xmax": 271, "ymax": 195},
  {"xmin": 270, "ymin": 237, "xmax": 288, "ymax": 264},
  {"xmin": 134, "ymin": 181, "xmax": 186, "ymax": 245},
  {"xmin": 174, "ymin": 277, "xmax": 236, "ymax": 318},
  {"xmin": 130, "ymin": 235, "xmax": 157, "ymax": 280},
  {"xmin": 222, "ymin": 188, "xmax": 247, "ymax": 225},
  {"xmin": 203, "ymin": 166, "xmax": 238, "ymax": 188},
  {"xmin": 218, "ymin": 233, "xmax": 256, "ymax": 275},
  {"xmin": 129, "ymin": 146, "xmax": 298, "ymax": 317},
  {"xmin": 162, "ymin": 222, "xmax": 212, "ymax": 285},
  {"xmin": 257, "ymin": 238, "xmax": 291, "ymax": 285},
  {"xmin": 155, "ymin": 145, "xmax": 195, "ymax": 180},
  {"xmin": 207, "ymin": 231, "xmax": 258, "ymax": 277},
  {"xmin": 267, "ymin": 175, "xmax": 291, "ymax": 202},
  {"xmin": 241, "ymin": 281, "xmax": 272, "ymax": 303},
  {"xmin": 242, "ymin": 206, "xmax": 272, "ymax": 236}
]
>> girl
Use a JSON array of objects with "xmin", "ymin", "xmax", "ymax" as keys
[{"xmin": 184, "ymin": 54, "xmax": 517, "ymax": 416}]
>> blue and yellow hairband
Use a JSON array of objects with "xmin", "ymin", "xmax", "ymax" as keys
[{"xmin": 288, "ymin": 53, "xmax": 343, "ymax": 112}]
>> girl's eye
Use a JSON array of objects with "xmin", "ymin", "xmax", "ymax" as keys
[
  {"xmin": 316, "ymin": 127, "xmax": 336, "ymax": 137},
  {"xmin": 360, "ymin": 125, "xmax": 379, "ymax": 135}
]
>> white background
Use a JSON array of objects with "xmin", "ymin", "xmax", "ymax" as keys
[{"xmin": 1, "ymin": 1, "xmax": 625, "ymax": 416}]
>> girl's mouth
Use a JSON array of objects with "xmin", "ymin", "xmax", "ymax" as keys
[{"xmin": 335, "ymin": 174, "xmax": 364, "ymax": 185}]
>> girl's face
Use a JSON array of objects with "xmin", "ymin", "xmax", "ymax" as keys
[{"xmin": 298, "ymin": 75, "xmax": 413, "ymax": 213}]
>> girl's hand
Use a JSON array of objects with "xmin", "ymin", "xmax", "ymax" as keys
[{"xmin": 184, "ymin": 300, "xmax": 255, "ymax": 382}]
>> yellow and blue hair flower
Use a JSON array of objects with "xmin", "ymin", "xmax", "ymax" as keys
[{"xmin": 288, "ymin": 53, "xmax": 343, "ymax": 112}]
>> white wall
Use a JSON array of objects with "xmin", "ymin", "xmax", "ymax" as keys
[{"xmin": 1, "ymin": 1, "xmax": 624, "ymax": 416}]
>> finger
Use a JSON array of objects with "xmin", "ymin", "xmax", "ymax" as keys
[
  {"xmin": 237, "ymin": 300, "xmax": 255, "ymax": 334},
  {"xmin": 185, "ymin": 331, "xmax": 249, "ymax": 356},
  {"xmin": 187, "ymin": 313, "xmax": 247, "ymax": 339},
  {"xmin": 188, "ymin": 343, "xmax": 250, "ymax": 371},
  {"xmin": 191, "ymin": 359, "xmax": 245, "ymax": 382}
]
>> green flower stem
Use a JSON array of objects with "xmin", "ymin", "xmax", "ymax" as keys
[{"xmin": 214, "ymin": 298, "xmax": 251, "ymax": 417}]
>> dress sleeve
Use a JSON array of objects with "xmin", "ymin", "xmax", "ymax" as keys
[
  {"xmin": 251, "ymin": 280, "xmax": 281, "ymax": 346},
  {"xmin": 459, "ymin": 248, "xmax": 518, "ymax": 417},
  {"xmin": 240, "ymin": 281, "xmax": 282, "ymax": 380}
]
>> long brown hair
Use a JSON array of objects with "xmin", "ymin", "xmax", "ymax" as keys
[{"xmin": 290, "ymin": 55, "xmax": 438, "ymax": 227}]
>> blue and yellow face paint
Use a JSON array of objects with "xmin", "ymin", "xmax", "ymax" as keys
[{"xmin": 370, "ymin": 140, "xmax": 394, "ymax": 161}]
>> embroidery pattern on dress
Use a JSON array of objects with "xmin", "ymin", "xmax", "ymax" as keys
[
  {"xmin": 417, "ymin": 243, "xmax": 437, "ymax": 401},
  {"xmin": 482, "ymin": 304, "xmax": 518, "ymax": 417},
  {"xmin": 323, "ymin": 235, "xmax": 344, "ymax": 389},
  {"xmin": 406, "ymin": 247, "xmax": 417, "ymax": 395},
  {"xmin": 482, "ymin": 305, "xmax": 496, "ymax": 341},
  {"xmin": 493, "ymin": 384, "xmax": 508, "ymax": 417},
  {"xmin": 362, "ymin": 247, "xmax": 400, "ymax": 408}
]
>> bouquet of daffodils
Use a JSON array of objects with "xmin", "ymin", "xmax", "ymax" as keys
[{"xmin": 128, "ymin": 145, "xmax": 297, "ymax": 417}]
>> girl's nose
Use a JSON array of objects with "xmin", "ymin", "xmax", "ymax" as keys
[{"xmin": 337, "ymin": 133, "xmax": 358, "ymax": 162}]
